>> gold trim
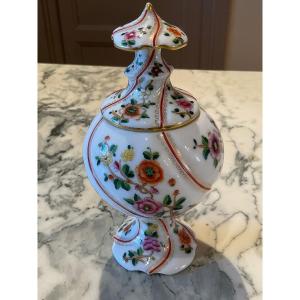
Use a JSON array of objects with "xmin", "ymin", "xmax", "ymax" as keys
[
  {"xmin": 146, "ymin": 2, "xmax": 153, "ymax": 11},
  {"xmin": 113, "ymin": 43, "xmax": 188, "ymax": 52},
  {"xmin": 103, "ymin": 110, "xmax": 200, "ymax": 132}
]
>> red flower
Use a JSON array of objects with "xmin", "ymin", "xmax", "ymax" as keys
[
  {"xmin": 122, "ymin": 104, "xmax": 142, "ymax": 119},
  {"xmin": 143, "ymin": 236, "xmax": 161, "ymax": 252},
  {"xmin": 168, "ymin": 178, "xmax": 176, "ymax": 186},
  {"xmin": 167, "ymin": 27, "xmax": 182, "ymax": 37},
  {"xmin": 104, "ymin": 135, "xmax": 110, "ymax": 141},
  {"xmin": 176, "ymin": 99, "xmax": 193, "ymax": 111},
  {"xmin": 178, "ymin": 228, "xmax": 191, "ymax": 246},
  {"xmin": 125, "ymin": 31, "xmax": 136, "ymax": 40},
  {"xmin": 134, "ymin": 198, "xmax": 162, "ymax": 215},
  {"xmin": 137, "ymin": 160, "xmax": 164, "ymax": 185}
]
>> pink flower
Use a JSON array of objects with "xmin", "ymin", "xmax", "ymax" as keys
[
  {"xmin": 104, "ymin": 135, "xmax": 110, "ymax": 141},
  {"xmin": 176, "ymin": 99, "xmax": 193, "ymax": 110},
  {"xmin": 125, "ymin": 31, "xmax": 136, "ymax": 40},
  {"xmin": 134, "ymin": 198, "xmax": 162, "ymax": 215},
  {"xmin": 208, "ymin": 130, "xmax": 222, "ymax": 160},
  {"xmin": 143, "ymin": 236, "xmax": 161, "ymax": 252}
]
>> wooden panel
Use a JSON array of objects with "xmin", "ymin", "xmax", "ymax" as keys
[
  {"xmin": 38, "ymin": 0, "xmax": 65, "ymax": 63},
  {"xmin": 39, "ymin": 0, "xmax": 230, "ymax": 69}
]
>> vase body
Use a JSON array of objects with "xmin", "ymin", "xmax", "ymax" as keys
[{"xmin": 82, "ymin": 3, "xmax": 224, "ymax": 275}]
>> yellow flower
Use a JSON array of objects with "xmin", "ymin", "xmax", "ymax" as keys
[
  {"xmin": 148, "ymin": 223, "xmax": 158, "ymax": 233},
  {"xmin": 121, "ymin": 148, "xmax": 135, "ymax": 161}
]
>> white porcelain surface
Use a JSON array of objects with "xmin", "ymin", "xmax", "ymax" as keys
[
  {"xmin": 38, "ymin": 63, "xmax": 262, "ymax": 299},
  {"xmin": 82, "ymin": 3, "xmax": 225, "ymax": 275}
]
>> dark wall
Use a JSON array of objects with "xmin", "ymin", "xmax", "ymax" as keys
[{"xmin": 38, "ymin": 0, "xmax": 231, "ymax": 69}]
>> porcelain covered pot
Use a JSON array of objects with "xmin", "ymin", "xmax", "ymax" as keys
[{"xmin": 83, "ymin": 3, "xmax": 224, "ymax": 275}]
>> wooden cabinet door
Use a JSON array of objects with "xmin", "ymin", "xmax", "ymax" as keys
[{"xmin": 39, "ymin": 0, "xmax": 230, "ymax": 69}]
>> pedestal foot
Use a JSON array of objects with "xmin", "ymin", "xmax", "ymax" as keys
[{"xmin": 112, "ymin": 217, "xmax": 197, "ymax": 275}]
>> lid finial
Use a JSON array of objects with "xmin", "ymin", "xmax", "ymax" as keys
[{"xmin": 112, "ymin": 3, "xmax": 188, "ymax": 51}]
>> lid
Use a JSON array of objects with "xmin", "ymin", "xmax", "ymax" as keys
[
  {"xmin": 101, "ymin": 3, "xmax": 200, "ymax": 132},
  {"xmin": 112, "ymin": 3, "xmax": 188, "ymax": 51}
]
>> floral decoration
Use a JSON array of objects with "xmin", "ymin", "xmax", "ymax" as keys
[
  {"xmin": 121, "ymin": 25, "xmax": 153, "ymax": 48},
  {"xmin": 168, "ymin": 90, "xmax": 195, "ymax": 119},
  {"xmin": 122, "ymin": 223, "xmax": 161, "ymax": 266},
  {"xmin": 109, "ymin": 80, "xmax": 156, "ymax": 124},
  {"xmin": 121, "ymin": 30, "xmax": 136, "ymax": 47},
  {"xmin": 193, "ymin": 129, "xmax": 223, "ymax": 168},
  {"xmin": 148, "ymin": 62, "xmax": 164, "ymax": 77},
  {"xmin": 173, "ymin": 223, "xmax": 193, "ymax": 253},
  {"xmin": 163, "ymin": 22, "xmax": 185, "ymax": 45},
  {"xmin": 95, "ymin": 137, "xmax": 187, "ymax": 217},
  {"xmin": 118, "ymin": 219, "xmax": 136, "ymax": 236}
]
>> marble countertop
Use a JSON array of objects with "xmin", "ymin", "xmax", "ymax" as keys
[{"xmin": 38, "ymin": 63, "xmax": 262, "ymax": 300}]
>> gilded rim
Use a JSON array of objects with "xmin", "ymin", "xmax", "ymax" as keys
[
  {"xmin": 102, "ymin": 109, "xmax": 200, "ymax": 132},
  {"xmin": 113, "ymin": 43, "xmax": 188, "ymax": 52}
]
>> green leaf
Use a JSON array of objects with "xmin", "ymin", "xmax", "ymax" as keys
[
  {"xmin": 134, "ymin": 194, "xmax": 141, "ymax": 201},
  {"xmin": 143, "ymin": 151, "xmax": 152, "ymax": 160},
  {"xmin": 128, "ymin": 40, "xmax": 136, "ymax": 46},
  {"xmin": 124, "ymin": 198, "xmax": 134, "ymax": 205},
  {"xmin": 214, "ymin": 159, "xmax": 218, "ymax": 168},
  {"xmin": 163, "ymin": 195, "xmax": 172, "ymax": 206},
  {"xmin": 128, "ymin": 251, "xmax": 134, "ymax": 258},
  {"xmin": 175, "ymin": 197, "xmax": 186, "ymax": 207},
  {"xmin": 121, "ymin": 40, "xmax": 128, "ymax": 46},
  {"xmin": 152, "ymin": 152, "xmax": 160, "ymax": 160},
  {"xmin": 174, "ymin": 205, "xmax": 183, "ymax": 210},
  {"xmin": 121, "ymin": 181, "xmax": 131, "ymax": 191},
  {"xmin": 201, "ymin": 136, "xmax": 208, "ymax": 146},
  {"xmin": 121, "ymin": 119, "xmax": 129, "ymax": 123},
  {"xmin": 109, "ymin": 144, "xmax": 118, "ymax": 154},
  {"xmin": 141, "ymin": 112, "xmax": 150, "ymax": 118},
  {"xmin": 127, "ymin": 171, "xmax": 134, "ymax": 178},
  {"xmin": 203, "ymin": 148, "xmax": 210, "ymax": 160},
  {"xmin": 144, "ymin": 230, "xmax": 150, "ymax": 236},
  {"xmin": 104, "ymin": 174, "xmax": 108, "ymax": 182},
  {"xmin": 137, "ymin": 247, "xmax": 143, "ymax": 256},
  {"xmin": 132, "ymin": 258, "xmax": 137, "ymax": 265},
  {"xmin": 130, "ymin": 99, "xmax": 137, "ymax": 105},
  {"xmin": 122, "ymin": 164, "xmax": 130, "ymax": 175},
  {"xmin": 151, "ymin": 231, "xmax": 158, "ymax": 238},
  {"xmin": 113, "ymin": 178, "xmax": 122, "ymax": 190},
  {"xmin": 123, "ymin": 252, "xmax": 127, "ymax": 259}
]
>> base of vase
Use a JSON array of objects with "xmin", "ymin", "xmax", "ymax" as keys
[{"xmin": 112, "ymin": 217, "xmax": 197, "ymax": 275}]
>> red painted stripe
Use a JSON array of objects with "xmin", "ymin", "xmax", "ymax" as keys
[
  {"xmin": 112, "ymin": 8, "xmax": 148, "ymax": 35},
  {"xmin": 162, "ymin": 132, "xmax": 211, "ymax": 191},
  {"xmin": 101, "ymin": 49, "xmax": 156, "ymax": 112},
  {"xmin": 159, "ymin": 82, "xmax": 167, "ymax": 128},
  {"xmin": 113, "ymin": 219, "xmax": 141, "ymax": 243},
  {"xmin": 152, "ymin": 8, "xmax": 161, "ymax": 47},
  {"xmin": 87, "ymin": 118, "xmax": 149, "ymax": 218},
  {"xmin": 149, "ymin": 219, "xmax": 172, "ymax": 274},
  {"xmin": 158, "ymin": 58, "xmax": 172, "ymax": 127}
]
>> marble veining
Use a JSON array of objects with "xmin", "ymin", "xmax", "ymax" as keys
[{"xmin": 38, "ymin": 63, "xmax": 262, "ymax": 300}]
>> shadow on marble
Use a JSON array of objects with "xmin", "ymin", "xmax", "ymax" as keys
[{"xmin": 99, "ymin": 239, "xmax": 249, "ymax": 300}]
